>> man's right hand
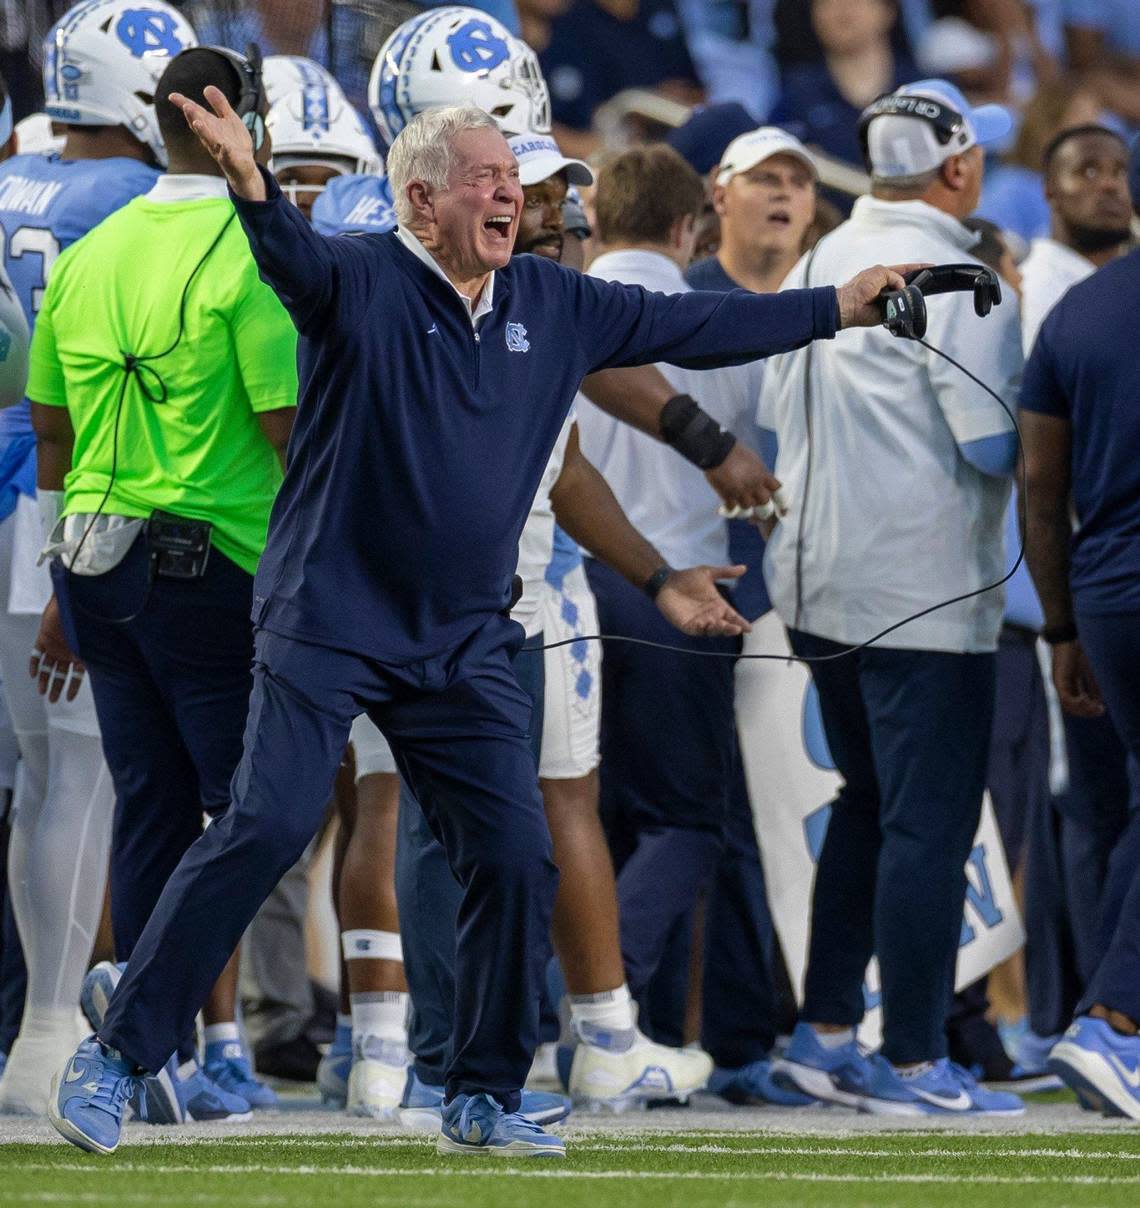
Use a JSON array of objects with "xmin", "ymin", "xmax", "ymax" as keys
[
  {"xmin": 169, "ymin": 85, "xmax": 266, "ymax": 202},
  {"xmin": 1053, "ymin": 639, "xmax": 1105, "ymax": 718}
]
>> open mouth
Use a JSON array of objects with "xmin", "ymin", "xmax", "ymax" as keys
[
  {"xmin": 766, "ymin": 210, "xmax": 792, "ymax": 227},
  {"xmin": 483, "ymin": 215, "xmax": 514, "ymax": 242}
]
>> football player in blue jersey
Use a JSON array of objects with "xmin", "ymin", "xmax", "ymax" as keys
[
  {"xmin": 264, "ymin": 56, "xmax": 380, "ymax": 224},
  {"xmin": 0, "ymin": 0, "xmax": 197, "ymax": 1116}
]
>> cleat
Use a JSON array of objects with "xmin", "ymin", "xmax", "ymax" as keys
[
  {"xmin": 526, "ymin": 1041, "xmax": 560, "ymax": 1090},
  {"xmin": 346, "ymin": 1038, "xmax": 408, "ymax": 1121},
  {"xmin": 203, "ymin": 1042, "xmax": 279, "ymax": 1110},
  {"xmin": 708, "ymin": 1059, "xmax": 817, "ymax": 1107},
  {"xmin": 879, "ymin": 1059, "xmax": 1025, "ymax": 1117},
  {"xmin": 317, "ymin": 1022, "xmax": 352, "ymax": 1108},
  {"xmin": 561, "ymin": 1023, "xmax": 712, "ymax": 1112},
  {"xmin": 771, "ymin": 1023, "xmax": 890, "ymax": 1111},
  {"xmin": 47, "ymin": 1036, "xmax": 136, "ymax": 1155},
  {"xmin": 174, "ymin": 1055, "xmax": 252, "ymax": 1122},
  {"xmin": 80, "ymin": 961, "xmax": 182, "ymax": 1124},
  {"xmin": 0, "ymin": 1011, "xmax": 84, "ymax": 1116},
  {"xmin": 1049, "ymin": 1016, "xmax": 1140, "ymax": 1121},
  {"xmin": 400, "ymin": 1067, "xmax": 570, "ymax": 1132},
  {"xmin": 437, "ymin": 1091, "xmax": 565, "ymax": 1158}
]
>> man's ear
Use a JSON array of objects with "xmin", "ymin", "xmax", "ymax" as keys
[
  {"xmin": 712, "ymin": 182, "xmax": 728, "ymax": 219},
  {"xmin": 406, "ymin": 180, "xmax": 434, "ymax": 223},
  {"xmin": 940, "ymin": 153, "xmax": 966, "ymax": 192},
  {"xmin": 671, "ymin": 212, "xmax": 695, "ymax": 249}
]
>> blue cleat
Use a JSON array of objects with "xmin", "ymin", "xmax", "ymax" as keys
[
  {"xmin": 316, "ymin": 1021, "xmax": 353, "ymax": 1108},
  {"xmin": 884, "ymin": 1059, "xmax": 1024, "ymax": 1117},
  {"xmin": 203, "ymin": 1041, "xmax": 279, "ymax": 1110},
  {"xmin": 772, "ymin": 1023, "xmax": 910, "ymax": 1112},
  {"xmin": 400, "ymin": 1067, "xmax": 571, "ymax": 1132},
  {"xmin": 708, "ymin": 1059, "xmax": 817, "ymax": 1107},
  {"xmin": 173, "ymin": 1054, "xmax": 252, "ymax": 1121},
  {"xmin": 437, "ymin": 1091, "xmax": 565, "ymax": 1158},
  {"xmin": 1049, "ymin": 1016, "xmax": 1140, "ymax": 1121},
  {"xmin": 48, "ymin": 1036, "xmax": 136, "ymax": 1155},
  {"xmin": 80, "ymin": 961, "xmax": 182, "ymax": 1124}
]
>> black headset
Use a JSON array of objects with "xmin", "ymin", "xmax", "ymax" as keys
[
  {"xmin": 200, "ymin": 42, "xmax": 266, "ymax": 153},
  {"xmin": 856, "ymin": 91, "xmax": 972, "ymax": 172},
  {"xmin": 879, "ymin": 264, "xmax": 1002, "ymax": 340}
]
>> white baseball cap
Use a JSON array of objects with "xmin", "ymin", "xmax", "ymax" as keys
[
  {"xmin": 716, "ymin": 127, "xmax": 816, "ymax": 188},
  {"xmin": 863, "ymin": 79, "xmax": 1011, "ymax": 180},
  {"xmin": 508, "ymin": 132, "xmax": 593, "ymax": 188}
]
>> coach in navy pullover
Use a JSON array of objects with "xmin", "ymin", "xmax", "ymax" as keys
[{"xmin": 89, "ymin": 97, "xmax": 909, "ymax": 1144}]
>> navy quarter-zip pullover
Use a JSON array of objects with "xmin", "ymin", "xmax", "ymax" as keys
[{"xmin": 232, "ymin": 171, "xmax": 840, "ymax": 663}]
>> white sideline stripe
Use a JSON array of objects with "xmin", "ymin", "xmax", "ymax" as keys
[
  {"xmin": 141, "ymin": 1135, "xmax": 1140, "ymax": 1161},
  {"xmin": 14, "ymin": 1163, "xmax": 1140, "ymax": 1186}
]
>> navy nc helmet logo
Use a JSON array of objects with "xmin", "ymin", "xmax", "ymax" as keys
[
  {"xmin": 115, "ymin": 8, "xmax": 186, "ymax": 58},
  {"xmin": 447, "ymin": 20, "xmax": 510, "ymax": 74}
]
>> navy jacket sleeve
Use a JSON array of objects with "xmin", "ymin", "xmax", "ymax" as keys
[
  {"xmin": 229, "ymin": 167, "xmax": 379, "ymax": 338},
  {"xmin": 564, "ymin": 269, "xmax": 840, "ymax": 372}
]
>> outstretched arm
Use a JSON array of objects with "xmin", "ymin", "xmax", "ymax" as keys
[
  {"xmin": 170, "ymin": 86, "xmax": 366, "ymax": 335},
  {"xmin": 550, "ymin": 426, "xmax": 750, "ymax": 638}
]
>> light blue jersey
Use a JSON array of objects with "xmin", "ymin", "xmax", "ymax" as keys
[{"xmin": 311, "ymin": 172, "xmax": 396, "ymax": 236}]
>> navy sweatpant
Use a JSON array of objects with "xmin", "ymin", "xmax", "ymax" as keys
[
  {"xmin": 98, "ymin": 619, "xmax": 558, "ymax": 1112},
  {"xmin": 1074, "ymin": 611, "xmax": 1140, "ymax": 1023},
  {"xmin": 54, "ymin": 536, "xmax": 254, "ymax": 968},
  {"xmin": 585, "ymin": 558, "xmax": 738, "ymax": 1002},
  {"xmin": 396, "ymin": 635, "xmax": 545, "ymax": 1088},
  {"xmin": 788, "ymin": 630, "xmax": 995, "ymax": 1064}
]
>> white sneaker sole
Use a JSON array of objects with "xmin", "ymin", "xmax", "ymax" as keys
[
  {"xmin": 436, "ymin": 1133, "xmax": 565, "ymax": 1158},
  {"xmin": 1050, "ymin": 1041, "xmax": 1140, "ymax": 1121}
]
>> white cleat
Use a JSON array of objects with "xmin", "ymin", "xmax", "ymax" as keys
[
  {"xmin": 566, "ymin": 1029, "xmax": 713, "ymax": 1113},
  {"xmin": 346, "ymin": 1044, "xmax": 408, "ymax": 1122},
  {"xmin": 0, "ymin": 1011, "xmax": 85, "ymax": 1116}
]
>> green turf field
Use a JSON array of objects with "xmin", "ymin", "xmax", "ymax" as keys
[{"xmin": 5, "ymin": 1130, "xmax": 1140, "ymax": 1208}]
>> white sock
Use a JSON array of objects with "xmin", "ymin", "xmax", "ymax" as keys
[
  {"xmin": 204, "ymin": 1022, "xmax": 241, "ymax": 1047},
  {"xmin": 351, "ymin": 991, "xmax": 409, "ymax": 1050},
  {"xmin": 569, "ymin": 984, "xmax": 636, "ymax": 1034},
  {"xmin": 812, "ymin": 1026, "xmax": 856, "ymax": 1050}
]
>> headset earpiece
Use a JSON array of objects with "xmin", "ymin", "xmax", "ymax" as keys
[
  {"xmin": 201, "ymin": 42, "xmax": 265, "ymax": 153},
  {"xmin": 878, "ymin": 264, "xmax": 1001, "ymax": 340},
  {"xmin": 881, "ymin": 284, "xmax": 927, "ymax": 340}
]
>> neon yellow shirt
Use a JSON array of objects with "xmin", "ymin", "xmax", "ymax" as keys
[{"xmin": 27, "ymin": 193, "xmax": 297, "ymax": 575}]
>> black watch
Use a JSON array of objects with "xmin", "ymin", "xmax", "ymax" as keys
[
  {"xmin": 643, "ymin": 564, "xmax": 674, "ymax": 601},
  {"xmin": 1042, "ymin": 622, "xmax": 1079, "ymax": 646}
]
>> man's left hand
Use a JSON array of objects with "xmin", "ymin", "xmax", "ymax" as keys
[
  {"xmin": 30, "ymin": 595, "xmax": 85, "ymax": 703},
  {"xmin": 836, "ymin": 263, "xmax": 932, "ymax": 329},
  {"xmin": 705, "ymin": 444, "xmax": 784, "ymax": 514},
  {"xmin": 656, "ymin": 566, "xmax": 752, "ymax": 638}
]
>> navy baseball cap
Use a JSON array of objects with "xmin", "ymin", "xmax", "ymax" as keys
[{"xmin": 666, "ymin": 102, "xmax": 757, "ymax": 176}]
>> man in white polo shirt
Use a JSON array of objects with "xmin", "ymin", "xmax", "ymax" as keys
[{"xmin": 763, "ymin": 80, "xmax": 1026, "ymax": 1115}]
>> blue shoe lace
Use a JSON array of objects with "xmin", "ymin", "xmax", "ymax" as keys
[
  {"xmin": 88, "ymin": 1069, "xmax": 135, "ymax": 1123},
  {"xmin": 498, "ymin": 1110, "xmax": 550, "ymax": 1137}
]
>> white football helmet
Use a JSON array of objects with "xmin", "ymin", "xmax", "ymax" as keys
[
  {"xmin": 42, "ymin": 0, "xmax": 197, "ymax": 167},
  {"xmin": 265, "ymin": 55, "xmax": 380, "ymax": 176},
  {"xmin": 369, "ymin": 5, "xmax": 551, "ymax": 148}
]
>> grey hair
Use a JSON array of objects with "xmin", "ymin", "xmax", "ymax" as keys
[
  {"xmin": 871, "ymin": 167, "xmax": 941, "ymax": 197},
  {"xmin": 387, "ymin": 105, "xmax": 502, "ymax": 226}
]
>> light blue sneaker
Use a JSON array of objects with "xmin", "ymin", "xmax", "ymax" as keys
[
  {"xmin": 1049, "ymin": 1016, "xmax": 1140, "ymax": 1121},
  {"xmin": 48, "ymin": 1036, "xmax": 136, "ymax": 1155},
  {"xmin": 708, "ymin": 1059, "xmax": 816, "ymax": 1107},
  {"xmin": 80, "ymin": 961, "xmax": 182, "ymax": 1124},
  {"xmin": 173, "ymin": 1054, "xmax": 253, "ymax": 1122},
  {"xmin": 316, "ymin": 1021, "xmax": 353, "ymax": 1108},
  {"xmin": 891, "ymin": 1058, "xmax": 1025, "ymax": 1117},
  {"xmin": 772, "ymin": 1022, "xmax": 916, "ymax": 1112},
  {"xmin": 203, "ymin": 1040, "xmax": 279, "ymax": 1109},
  {"xmin": 400, "ymin": 1067, "xmax": 571, "ymax": 1132},
  {"xmin": 437, "ymin": 1091, "xmax": 565, "ymax": 1158}
]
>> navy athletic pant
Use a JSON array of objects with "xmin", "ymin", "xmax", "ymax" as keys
[
  {"xmin": 96, "ymin": 618, "xmax": 557, "ymax": 1112},
  {"xmin": 788, "ymin": 630, "xmax": 995, "ymax": 1065},
  {"xmin": 54, "ymin": 536, "xmax": 254, "ymax": 974},
  {"xmin": 585, "ymin": 558, "xmax": 738, "ymax": 1003},
  {"xmin": 1074, "ymin": 610, "xmax": 1140, "ymax": 1023},
  {"xmin": 396, "ymin": 636, "xmax": 545, "ymax": 1088}
]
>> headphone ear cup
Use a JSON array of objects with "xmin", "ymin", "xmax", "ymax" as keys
[
  {"xmin": 245, "ymin": 112, "xmax": 266, "ymax": 154},
  {"xmin": 973, "ymin": 278, "xmax": 992, "ymax": 318},
  {"xmin": 905, "ymin": 284, "xmax": 927, "ymax": 340}
]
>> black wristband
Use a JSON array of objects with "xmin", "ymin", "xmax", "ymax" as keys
[
  {"xmin": 1042, "ymin": 622, "xmax": 1079, "ymax": 646},
  {"xmin": 643, "ymin": 564, "xmax": 674, "ymax": 601},
  {"xmin": 659, "ymin": 394, "xmax": 737, "ymax": 470}
]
